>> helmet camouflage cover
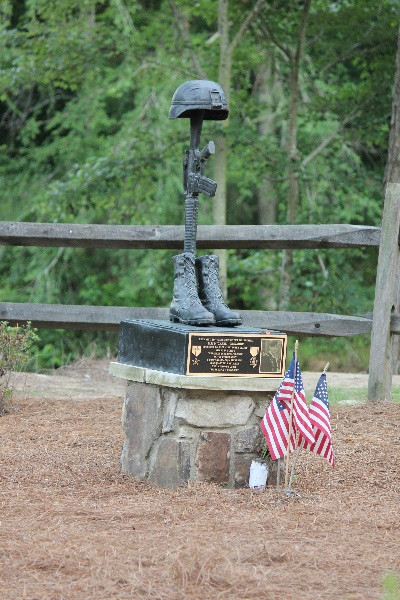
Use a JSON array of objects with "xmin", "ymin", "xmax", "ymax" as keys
[{"xmin": 169, "ymin": 80, "xmax": 229, "ymax": 120}]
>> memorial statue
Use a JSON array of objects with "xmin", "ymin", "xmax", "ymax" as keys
[{"xmin": 169, "ymin": 80, "xmax": 242, "ymax": 327}]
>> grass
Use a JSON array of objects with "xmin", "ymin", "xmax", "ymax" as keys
[
  {"xmin": 381, "ymin": 573, "xmax": 400, "ymax": 600},
  {"xmin": 328, "ymin": 386, "xmax": 400, "ymax": 406}
]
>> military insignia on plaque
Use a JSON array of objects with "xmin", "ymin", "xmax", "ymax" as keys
[
  {"xmin": 249, "ymin": 347, "xmax": 259, "ymax": 368},
  {"xmin": 191, "ymin": 345, "xmax": 202, "ymax": 365}
]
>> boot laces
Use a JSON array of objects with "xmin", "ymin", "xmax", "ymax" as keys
[
  {"xmin": 206, "ymin": 264, "xmax": 226, "ymax": 305},
  {"xmin": 183, "ymin": 256, "xmax": 201, "ymax": 303}
]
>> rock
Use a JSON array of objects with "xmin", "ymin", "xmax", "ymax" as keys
[
  {"xmin": 161, "ymin": 389, "xmax": 179, "ymax": 433},
  {"xmin": 121, "ymin": 382, "xmax": 162, "ymax": 477},
  {"xmin": 254, "ymin": 394, "xmax": 273, "ymax": 418},
  {"xmin": 176, "ymin": 395, "xmax": 254, "ymax": 427},
  {"xmin": 177, "ymin": 425, "xmax": 197, "ymax": 440},
  {"xmin": 234, "ymin": 453, "xmax": 255, "ymax": 487},
  {"xmin": 148, "ymin": 438, "xmax": 191, "ymax": 488},
  {"xmin": 254, "ymin": 404, "xmax": 268, "ymax": 418},
  {"xmin": 195, "ymin": 431, "xmax": 231, "ymax": 484},
  {"xmin": 235, "ymin": 426, "xmax": 263, "ymax": 453}
]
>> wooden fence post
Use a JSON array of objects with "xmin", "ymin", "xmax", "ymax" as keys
[{"xmin": 368, "ymin": 183, "xmax": 400, "ymax": 401}]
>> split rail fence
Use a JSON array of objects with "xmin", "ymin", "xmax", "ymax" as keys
[{"xmin": 1, "ymin": 183, "xmax": 399, "ymax": 401}]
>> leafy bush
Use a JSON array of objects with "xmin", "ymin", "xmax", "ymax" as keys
[{"xmin": 0, "ymin": 322, "xmax": 39, "ymax": 413}]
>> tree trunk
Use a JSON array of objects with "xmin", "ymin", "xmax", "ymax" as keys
[
  {"xmin": 256, "ymin": 58, "xmax": 279, "ymax": 225},
  {"xmin": 213, "ymin": 0, "xmax": 231, "ymax": 298},
  {"xmin": 256, "ymin": 56, "xmax": 281, "ymax": 310},
  {"xmin": 258, "ymin": 177, "xmax": 278, "ymax": 225},
  {"xmin": 287, "ymin": 58, "xmax": 300, "ymax": 224},
  {"xmin": 278, "ymin": 62, "xmax": 299, "ymax": 310},
  {"xmin": 278, "ymin": 58, "xmax": 300, "ymax": 310},
  {"xmin": 214, "ymin": 0, "xmax": 264, "ymax": 298},
  {"xmin": 278, "ymin": 0, "xmax": 312, "ymax": 311}
]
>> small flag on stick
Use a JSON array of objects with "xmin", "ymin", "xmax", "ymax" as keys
[
  {"xmin": 278, "ymin": 352, "xmax": 315, "ymax": 448},
  {"xmin": 260, "ymin": 378, "xmax": 297, "ymax": 461},
  {"xmin": 304, "ymin": 372, "xmax": 335, "ymax": 467},
  {"xmin": 260, "ymin": 351, "xmax": 314, "ymax": 460}
]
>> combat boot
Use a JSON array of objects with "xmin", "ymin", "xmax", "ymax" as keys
[
  {"xmin": 196, "ymin": 255, "xmax": 242, "ymax": 327},
  {"xmin": 170, "ymin": 253, "xmax": 215, "ymax": 326}
]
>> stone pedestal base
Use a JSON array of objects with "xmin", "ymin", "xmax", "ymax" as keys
[{"xmin": 110, "ymin": 362, "xmax": 281, "ymax": 488}]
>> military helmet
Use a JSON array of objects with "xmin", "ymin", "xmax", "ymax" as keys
[{"xmin": 169, "ymin": 80, "xmax": 229, "ymax": 120}]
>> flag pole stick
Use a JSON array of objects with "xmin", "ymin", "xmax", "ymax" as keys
[
  {"xmin": 284, "ymin": 340, "xmax": 298, "ymax": 489},
  {"xmin": 287, "ymin": 361, "xmax": 330, "ymax": 490},
  {"xmin": 288, "ymin": 432, "xmax": 301, "ymax": 490},
  {"xmin": 276, "ymin": 458, "xmax": 281, "ymax": 489}
]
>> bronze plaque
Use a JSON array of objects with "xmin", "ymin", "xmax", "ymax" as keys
[{"xmin": 186, "ymin": 332, "xmax": 287, "ymax": 377}]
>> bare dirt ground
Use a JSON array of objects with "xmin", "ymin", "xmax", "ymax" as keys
[{"xmin": 1, "ymin": 360, "xmax": 399, "ymax": 600}]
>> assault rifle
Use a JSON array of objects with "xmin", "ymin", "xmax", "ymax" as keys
[
  {"xmin": 183, "ymin": 141, "xmax": 217, "ymax": 197},
  {"xmin": 182, "ymin": 112, "xmax": 217, "ymax": 254}
]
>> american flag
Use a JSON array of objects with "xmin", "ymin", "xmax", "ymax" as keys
[
  {"xmin": 277, "ymin": 353, "xmax": 315, "ymax": 447},
  {"xmin": 304, "ymin": 373, "xmax": 335, "ymax": 467},
  {"xmin": 260, "ymin": 378, "xmax": 296, "ymax": 460}
]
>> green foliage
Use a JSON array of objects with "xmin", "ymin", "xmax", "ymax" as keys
[
  {"xmin": 0, "ymin": 321, "xmax": 39, "ymax": 411},
  {"xmin": 0, "ymin": 0, "xmax": 397, "ymax": 368},
  {"xmin": 29, "ymin": 329, "xmax": 118, "ymax": 370},
  {"xmin": 259, "ymin": 440, "xmax": 270, "ymax": 461},
  {"xmin": 295, "ymin": 334, "xmax": 372, "ymax": 373},
  {"xmin": 381, "ymin": 573, "xmax": 400, "ymax": 600}
]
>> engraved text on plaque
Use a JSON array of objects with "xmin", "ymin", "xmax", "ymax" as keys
[{"xmin": 186, "ymin": 332, "xmax": 287, "ymax": 377}]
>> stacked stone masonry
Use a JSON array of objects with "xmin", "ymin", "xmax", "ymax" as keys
[{"xmin": 121, "ymin": 380, "xmax": 276, "ymax": 488}]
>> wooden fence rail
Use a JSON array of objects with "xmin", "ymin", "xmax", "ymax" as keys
[
  {"xmin": 0, "ymin": 222, "xmax": 380, "ymax": 249},
  {"xmin": 1, "ymin": 183, "xmax": 399, "ymax": 401},
  {"xmin": 1, "ymin": 302, "xmax": 391, "ymax": 336}
]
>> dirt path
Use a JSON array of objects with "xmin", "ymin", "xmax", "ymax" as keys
[
  {"xmin": 1, "ymin": 360, "xmax": 399, "ymax": 599},
  {"xmin": 9, "ymin": 358, "xmax": 400, "ymax": 401},
  {"xmin": 8, "ymin": 359, "xmax": 126, "ymax": 401}
]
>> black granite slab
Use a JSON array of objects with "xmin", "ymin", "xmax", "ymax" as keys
[{"xmin": 118, "ymin": 319, "xmax": 287, "ymax": 377}]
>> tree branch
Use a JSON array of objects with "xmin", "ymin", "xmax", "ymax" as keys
[
  {"xmin": 320, "ymin": 42, "xmax": 361, "ymax": 74},
  {"xmin": 320, "ymin": 17, "xmax": 383, "ymax": 74},
  {"xmin": 257, "ymin": 22, "xmax": 292, "ymax": 60},
  {"xmin": 295, "ymin": 0, "xmax": 312, "ymax": 64},
  {"xmin": 131, "ymin": 53, "xmax": 195, "ymax": 78},
  {"xmin": 300, "ymin": 110, "xmax": 359, "ymax": 169},
  {"xmin": 230, "ymin": 0, "xmax": 265, "ymax": 54},
  {"xmin": 29, "ymin": 248, "xmax": 65, "ymax": 301},
  {"xmin": 168, "ymin": 0, "xmax": 208, "ymax": 79},
  {"xmin": 114, "ymin": 0, "xmax": 136, "ymax": 33}
]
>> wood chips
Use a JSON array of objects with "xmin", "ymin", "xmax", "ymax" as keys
[{"xmin": 0, "ymin": 365, "xmax": 399, "ymax": 599}]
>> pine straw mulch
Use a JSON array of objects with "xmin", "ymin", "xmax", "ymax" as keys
[{"xmin": 0, "ymin": 391, "xmax": 399, "ymax": 600}]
